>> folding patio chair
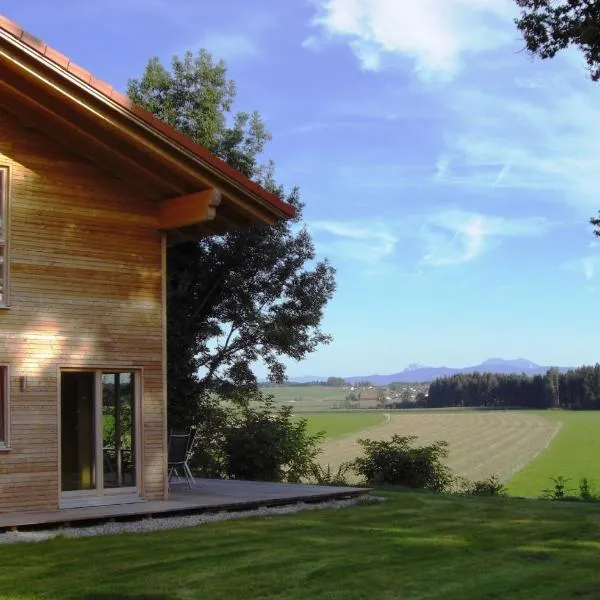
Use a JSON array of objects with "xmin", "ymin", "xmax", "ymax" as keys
[{"xmin": 167, "ymin": 427, "xmax": 196, "ymax": 489}]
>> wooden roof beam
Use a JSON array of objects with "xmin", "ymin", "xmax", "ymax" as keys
[{"xmin": 159, "ymin": 189, "xmax": 222, "ymax": 231}]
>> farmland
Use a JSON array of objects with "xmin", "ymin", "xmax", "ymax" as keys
[
  {"xmin": 298, "ymin": 412, "xmax": 386, "ymax": 440},
  {"xmin": 300, "ymin": 409, "xmax": 600, "ymax": 497},
  {"xmin": 506, "ymin": 411, "xmax": 600, "ymax": 497},
  {"xmin": 262, "ymin": 385, "xmax": 351, "ymax": 411},
  {"xmin": 274, "ymin": 382, "xmax": 600, "ymax": 497},
  {"xmin": 314, "ymin": 410, "xmax": 560, "ymax": 485}
]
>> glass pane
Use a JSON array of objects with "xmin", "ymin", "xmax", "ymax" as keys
[
  {"xmin": 61, "ymin": 372, "xmax": 96, "ymax": 492},
  {"xmin": 0, "ymin": 367, "xmax": 5, "ymax": 444},
  {"xmin": 102, "ymin": 372, "xmax": 136, "ymax": 488},
  {"xmin": 0, "ymin": 169, "xmax": 4, "ymax": 241},
  {"xmin": 0, "ymin": 245, "xmax": 4, "ymax": 306}
]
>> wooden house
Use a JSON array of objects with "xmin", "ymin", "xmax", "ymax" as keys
[{"xmin": 0, "ymin": 14, "xmax": 293, "ymax": 513}]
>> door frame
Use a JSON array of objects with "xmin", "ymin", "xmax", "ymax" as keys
[{"xmin": 57, "ymin": 366, "xmax": 144, "ymax": 508}]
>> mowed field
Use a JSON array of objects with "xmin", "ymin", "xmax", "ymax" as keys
[{"xmin": 311, "ymin": 410, "xmax": 562, "ymax": 487}]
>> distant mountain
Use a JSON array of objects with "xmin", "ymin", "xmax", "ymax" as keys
[{"xmin": 286, "ymin": 358, "xmax": 572, "ymax": 385}]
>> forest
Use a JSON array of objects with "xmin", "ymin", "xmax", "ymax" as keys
[{"xmin": 426, "ymin": 365, "xmax": 600, "ymax": 410}]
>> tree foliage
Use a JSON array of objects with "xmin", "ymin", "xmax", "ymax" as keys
[
  {"xmin": 426, "ymin": 365, "xmax": 600, "ymax": 409},
  {"xmin": 188, "ymin": 393, "xmax": 323, "ymax": 483},
  {"xmin": 223, "ymin": 398, "xmax": 323, "ymax": 483},
  {"xmin": 515, "ymin": 0, "xmax": 600, "ymax": 81},
  {"xmin": 127, "ymin": 51, "xmax": 336, "ymax": 427}
]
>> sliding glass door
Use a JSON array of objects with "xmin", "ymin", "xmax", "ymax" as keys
[
  {"xmin": 102, "ymin": 372, "xmax": 136, "ymax": 490},
  {"xmin": 61, "ymin": 372, "xmax": 96, "ymax": 492},
  {"xmin": 60, "ymin": 369, "xmax": 140, "ymax": 505}
]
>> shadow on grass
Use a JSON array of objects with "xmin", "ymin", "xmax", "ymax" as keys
[{"xmin": 3, "ymin": 491, "xmax": 600, "ymax": 600}]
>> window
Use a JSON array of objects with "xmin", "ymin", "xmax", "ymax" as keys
[
  {"xmin": 0, "ymin": 366, "xmax": 7, "ymax": 447},
  {"xmin": 0, "ymin": 168, "xmax": 7, "ymax": 306}
]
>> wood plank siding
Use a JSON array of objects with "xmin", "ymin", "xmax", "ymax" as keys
[{"xmin": 0, "ymin": 108, "xmax": 166, "ymax": 512}]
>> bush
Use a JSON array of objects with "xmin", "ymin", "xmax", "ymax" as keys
[
  {"xmin": 542, "ymin": 476, "xmax": 575, "ymax": 501},
  {"xmin": 540, "ymin": 476, "xmax": 600, "ymax": 502},
  {"xmin": 458, "ymin": 475, "xmax": 506, "ymax": 497},
  {"xmin": 578, "ymin": 477, "xmax": 598, "ymax": 502},
  {"xmin": 222, "ymin": 398, "xmax": 323, "ymax": 483},
  {"xmin": 310, "ymin": 462, "xmax": 354, "ymax": 487},
  {"xmin": 352, "ymin": 435, "xmax": 452, "ymax": 492},
  {"xmin": 185, "ymin": 399, "xmax": 230, "ymax": 479}
]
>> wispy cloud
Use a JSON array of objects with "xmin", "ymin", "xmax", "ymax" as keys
[
  {"xmin": 436, "ymin": 82, "xmax": 600, "ymax": 213},
  {"xmin": 302, "ymin": 35, "xmax": 323, "ymax": 52},
  {"xmin": 420, "ymin": 210, "xmax": 550, "ymax": 266},
  {"xmin": 562, "ymin": 255, "xmax": 600, "ymax": 281},
  {"xmin": 306, "ymin": 0, "xmax": 515, "ymax": 80},
  {"xmin": 197, "ymin": 32, "xmax": 260, "ymax": 61},
  {"xmin": 309, "ymin": 211, "xmax": 550, "ymax": 269},
  {"xmin": 309, "ymin": 220, "xmax": 398, "ymax": 263}
]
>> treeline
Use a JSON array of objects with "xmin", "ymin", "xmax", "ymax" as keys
[{"xmin": 427, "ymin": 365, "xmax": 600, "ymax": 410}]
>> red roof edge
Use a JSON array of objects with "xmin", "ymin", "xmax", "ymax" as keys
[{"xmin": 0, "ymin": 13, "xmax": 295, "ymax": 219}]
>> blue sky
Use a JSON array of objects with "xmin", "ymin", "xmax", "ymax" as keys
[{"xmin": 5, "ymin": 0, "xmax": 600, "ymax": 377}]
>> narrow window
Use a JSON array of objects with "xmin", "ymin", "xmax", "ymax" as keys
[
  {"xmin": 0, "ymin": 168, "xmax": 7, "ymax": 305},
  {"xmin": 0, "ymin": 367, "xmax": 7, "ymax": 446}
]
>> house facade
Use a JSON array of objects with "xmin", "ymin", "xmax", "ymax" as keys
[{"xmin": 0, "ymin": 14, "xmax": 293, "ymax": 513}]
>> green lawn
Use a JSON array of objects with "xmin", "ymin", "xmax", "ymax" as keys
[
  {"xmin": 507, "ymin": 411, "xmax": 600, "ymax": 498},
  {"xmin": 299, "ymin": 412, "xmax": 385, "ymax": 440},
  {"xmin": 4, "ymin": 490, "xmax": 600, "ymax": 599}
]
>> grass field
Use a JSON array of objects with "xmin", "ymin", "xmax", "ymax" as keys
[
  {"xmin": 506, "ymin": 411, "xmax": 600, "ymax": 497},
  {"xmin": 301, "ymin": 409, "xmax": 600, "ymax": 498},
  {"xmin": 3, "ymin": 490, "xmax": 600, "ymax": 599},
  {"xmin": 314, "ymin": 410, "xmax": 560, "ymax": 485},
  {"xmin": 263, "ymin": 385, "xmax": 355, "ymax": 411},
  {"xmin": 297, "ymin": 412, "xmax": 385, "ymax": 440}
]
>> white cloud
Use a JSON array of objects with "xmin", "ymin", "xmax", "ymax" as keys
[
  {"xmin": 421, "ymin": 210, "xmax": 549, "ymax": 266},
  {"xmin": 307, "ymin": 0, "xmax": 515, "ymax": 79},
  {"xmin": 310, "ymin": 220, "xmax": 398, "ymax": 263}
]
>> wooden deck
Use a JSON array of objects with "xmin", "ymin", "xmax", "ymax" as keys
[{"xmin": 0, "ymin": 479, "xmax": 368, "ymax": 531}]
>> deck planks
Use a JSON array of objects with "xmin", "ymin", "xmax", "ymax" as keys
[{"xmin": 0, "ymin": 479, "xmax": 368, "ymax": 530}]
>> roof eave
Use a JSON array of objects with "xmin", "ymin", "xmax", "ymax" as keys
[{"xmin": 0, "ymin": 16, "xmax": 296, "ymax": 227}]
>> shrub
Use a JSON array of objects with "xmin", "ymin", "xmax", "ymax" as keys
[
  {"xmin": 310, "ymin": 462, "xmax": 354, "ymax": 487},
  {"xmin": 542, "ymin": 476, "xmax": 576, "ymax": 501},
  {"xmin": 222, "ymin": 398, "xmax": 323, "ymax": 483},
  {"xmin": 540, "ymin": 476, "xmax": 600, "ymax": 502},
  {"xmin": 578, "ymin": 477, "xmax": 597, "ymax": 502},
  {"xmin": 458, "ymin": 475, "xmax": 506, "ymax": 497},
  {"xmin": 351, "ymin": 435, "xmax": 452, "ymax": 492}
]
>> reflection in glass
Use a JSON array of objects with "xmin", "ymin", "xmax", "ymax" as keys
[
  {"xmin": 61, "ymin": 372, "xmax": 96, "ymax": 492},
  {"xmin": 102, "ymin": 372, "xmax": 136, "ymax": 488},
  {"xmin": 0, "ymin": 246, "xmax": 4, "ymax": 305}
]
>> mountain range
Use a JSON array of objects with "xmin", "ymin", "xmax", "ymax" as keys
[{"xmin": 287, "ymin": 358, "xmax": 571, "ymax": 385}]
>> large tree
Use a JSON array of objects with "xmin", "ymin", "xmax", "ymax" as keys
[
  {"xmin": 128, "ymin": 51, "xmax": 335, "ymax": 427},
  {"xmin": 514, "ymin": 0, "xmax": 600, "ymax": 234}
]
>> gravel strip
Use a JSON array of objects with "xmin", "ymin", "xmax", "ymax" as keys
[{"xmin": 0, "ymin": 495, "xmax": 382, "ymax": 545}]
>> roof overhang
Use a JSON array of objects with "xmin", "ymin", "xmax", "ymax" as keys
[{"xmin": 0, "ymin": 16, "xmax": 295, "ymax": 242}]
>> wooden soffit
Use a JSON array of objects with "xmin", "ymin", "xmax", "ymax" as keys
[{"xmin": 0, "ymin": 15, "xmax": 295, "ymax": 240}]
